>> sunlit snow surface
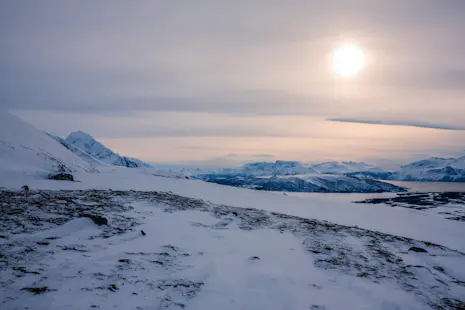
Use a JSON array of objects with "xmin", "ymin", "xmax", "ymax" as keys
[{"xmin": 1, "ymin": 190, "xmax": 465, "ymax": 310}]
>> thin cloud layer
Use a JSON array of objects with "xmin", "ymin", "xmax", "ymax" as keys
[
  {"xmin": 328, "ymin": 119, "xmax": 465, "ymax": 131},
  {"xmin": 1, "ymin": 1, "xmax": 465, "ymax": 163}
]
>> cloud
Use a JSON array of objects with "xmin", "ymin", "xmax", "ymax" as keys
[
  {"xmin": 2, "ymin": 1, "xmax": 465, "ymax": 163},
  {"xmin": 328, "ymin": 118, "xmax": 465, "ymax": 131},
  {"xmin": 0, "ymin": 66, "xmax": 337, "ymax": 116}
]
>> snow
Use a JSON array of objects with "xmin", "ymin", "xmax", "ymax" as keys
[
  {"xmin": 65, "ymin": 131, "xmax": 151, "ymax": 168},
  {"xmin": 392, "ymin": 156, "xmax": 465, "ymax": 182},
  {"xmin": 241, "ymin": 160, "xmax": 317, "ymax": 176},
  {"xmin": 233, "ymin": 160, "xmax": 387, "ymax": 177},
  {"xmin": 311, "ymin": 161, "xmax": 387, "ymax": 174},
  {"xmin": 2, "ymin": 191, "xmax": 463, "ymax": 309},
  {"xmin": 0, "ymin": 111, "xmax": 96, "ymax": 174},
  {"xmin": 1, "ymin": 167, "xmax": 464, "ymax": 254},
  {"xmin": 1, "ymin": 109, "xmax": 465, "ymax": 309},
  {"xmin": 201, "ymin": 173, "xmax": 405, "ymax": 193},
  {"xmin": 47, "ymin": 133, "xmax": 107, "ymax": 167}
]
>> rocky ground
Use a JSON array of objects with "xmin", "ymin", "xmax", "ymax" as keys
[
  {"xmin": 1, "ymin": 189, "xmax": 465, "ymax": 309},
  {"xmin": 356, "ymin": 192, "xmax": 465, "ymax": 222}
]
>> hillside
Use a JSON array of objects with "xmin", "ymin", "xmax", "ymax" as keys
[
  {"xmin": 0, "ymin": 111, "xmax": 97, "ymax": 175},
  {"xmin": 65, "ymin": 131, "xmax": 151, "ymax": 168},
  {"xmin": 392, "ymin": 157, "xmax": 465, "ymax": 182},
  {"xmin": 201, "ymin": 174, "xmax": 406, "ymax": 193},
  {"xmin": 311, "ymin": 161, "xmax": 386, "ymax": 174},
  {"xmin": 242, "ymin": 160, "xmax": 317, "ymax": 176}
]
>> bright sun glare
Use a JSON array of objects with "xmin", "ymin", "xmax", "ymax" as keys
[{"xmin": 332, "ymin": 44, "xmax": 365, "ymax": 78}]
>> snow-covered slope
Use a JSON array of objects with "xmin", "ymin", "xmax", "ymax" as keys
[
  {"xmin": 201, "ymin": 174, "xmax": 405, "ymax": 193},
  {"xmin": 236, "ymin": 160, "xmax": 386, "ymax": 177},
  {"xmin": 47, "ymin": 133, "xmax": 107, "ymax": 167},
  {"xmin": 311, "ymin": 161, "xmax": 386, "ymax": 174},
  {"xmin": 392, "ymin": 156, "xmax": 465, "ymax": 182},
  {"xmin": 0, "ymin": 110, "xmax": 97, "ymax": 175},
  {"xmin": 2, "ymin": 189, "xmax": 464, "ymax": 309},
  {"xmin": 65, "ymin": 131, "xmax": 151, "ymax": 168},
  {"xmin": 242, "ymin": 160, "xmax": 317, "ymax": 176}
]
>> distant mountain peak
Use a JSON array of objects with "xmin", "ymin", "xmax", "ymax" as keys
[
  {"xmin": 65, "ymin": 131, "xmax": 151, "ymax": 169},
  {"xmin": 394, "ymin": 155, "xmax": 465, "ymax": 182},
  {"xmin": 311, "ymin": 161, "xmax": 386, "ymax": 174},
  {"xmin": 66, "ymin": 130, "xmax": 95, "ymax": 141}
]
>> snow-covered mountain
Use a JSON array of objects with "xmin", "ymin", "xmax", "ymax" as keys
[
  {"xmin": 0, "ymin": 111, "xmax": 97, "ymax": 175},
  {"xmin": 201, "ymin": 174, "xmax": 405, "ymax": 193},
  {"xmin": 391, "ymin": 156, "xmax": 465, "ymax": 182},
  {"xmin": 242, "ymin": 160, "xmax": 317, "ymax": 176},
  {"xmin": 47, "ymin": 133, "xmax": 107, "ymax": 167},
  {"xmin": 65, "ymin": 131, "xmax": 152, "ymax": 168},
  {"xmin": 311, "ymin": 161, "xmax": 386, "ymax": 174},
  {"xmin": 222, "ymin": 160, "xmax": 386, "ymax": 177}
]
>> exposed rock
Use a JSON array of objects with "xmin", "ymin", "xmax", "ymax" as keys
[
  {"xmin": 408, "ymin": 247, "xmax": 428, "ymax": 253},
  {"xmin": 82, "ymin": 214, "xmax": 108, "ymax": 226},
  {"xmin": 21, "ymin": 287, "xmax": 49, "ymax": 295},
  {"xmin": 48, "ymin": 173, "xmax": 74, "ymax": 181},
  {"xmin": 108, "ymin": 284, "xmax": 119, "ymax": 292}
]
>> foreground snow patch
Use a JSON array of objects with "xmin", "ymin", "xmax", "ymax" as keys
[{"xmin": 1, "ymin": 190, "xmax": 464, "ymax": 309}]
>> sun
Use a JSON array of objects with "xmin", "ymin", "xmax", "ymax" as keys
[{"xmin": 332, "ymin": 43, "xmax": 365, "ymax": 78}]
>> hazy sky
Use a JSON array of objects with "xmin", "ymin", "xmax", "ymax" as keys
[{"xmin": 1, "ymin": 1, "xmax": 465, "ymax": 168}]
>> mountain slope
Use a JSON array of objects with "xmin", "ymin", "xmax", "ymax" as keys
[
  {"xmin": 392, "ymin": 156, "xmax": 465, "ymax": 182},
  {"xmin": 0, "ymin": 111, "xmax": 97, "ymax": 175},
  {"xmin": 201, "ymin": 174, "xmax": 405, "ymax": 193},
  {"xmin": 242, "ymin": 160, "xmax": 317, "ymax": 176},
  {"xmin": 311, "ymin": 161, "xmax": 386, "ymax": 174},
  {"xmin": 47, "ymin": 133, "xmax": 107, "ymax": 167},
  {"xmin": 65, "ymin": 131, "xmax": 151, "ymax": 168}
]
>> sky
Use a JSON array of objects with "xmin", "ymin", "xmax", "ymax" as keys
[{"xmin": 1, "ymin": 1, "xmax": 465, "ymax": 168}]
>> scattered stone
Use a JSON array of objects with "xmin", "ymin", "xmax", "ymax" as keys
[
  {"xmin": 141, "ymin": 230, "xmax": 146, "ymax": 236},
  {"xmin": 59, "ymin": 245, "xmax": 87, "ymax": 252},
  {"xmin": 47, "ymin": 173, "xmax": 74, "ymax": 181},
  {"xmin": 249, "ymin": 256, "xmax": 260, "ymax": 260},
  {"xmin": 408, "ymin": 247, "xmax": 428, "ymax": 253},
  {"xmin": 37, "ymin": 241, "xmax": 50, "ymax": 246},
  {"xmin": 118, "ymin": 259, "xmax": 131, "ymax": 263},
  {"xmin": 108, "ymin": 284, "xmax": 119, "ymax": 292},
  {"xmin": 21, "ymin": 287, "xmax": 49, "ymax": 295},
  {"xmin": 0, "ymin": 235, "xmax": 8, "ymax": 239},
  {"xmin": 433, "ymin": 266, "xmax": 445, "ymax": 273},
  {"xmin": 13, "ymin": 267, "xmax": 40, "ymax": 274},
  {"xmin": 150, "ymin": 260, "xmax": 164, "ymax": 265},
  {"xmin": 162, "ymin": 245, "xmax": 178, "ymax": 251}
]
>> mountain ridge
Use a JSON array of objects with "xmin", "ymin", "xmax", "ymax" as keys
[{"xmin": 65, "ymin": 131, "xmax": 152, "ymax": 168}]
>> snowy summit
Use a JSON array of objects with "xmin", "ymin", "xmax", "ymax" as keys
[{"xmin": 65, "ymin": 131, "xmax": 152, "ymax": 169}]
